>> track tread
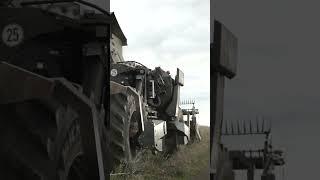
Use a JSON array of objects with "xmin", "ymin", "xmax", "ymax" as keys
[{"xmin": 110, "ymin": 92, "xmax": 136, "ymax": 167}]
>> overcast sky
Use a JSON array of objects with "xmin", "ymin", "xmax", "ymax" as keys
[
  {"xmin": 111, "ymin": 0, "xmax": 210, "ymax": 126},
  {"xmin": 214, "ymin": 0, "xmax": 320, "ymax": 179}
]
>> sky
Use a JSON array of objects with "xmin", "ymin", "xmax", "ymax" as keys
[
  {"xmin": 214, "ymin": 0, "xmax": 320, "ymax": 179},
  {"xmin": 110, "ymin": 0, "xmax": 210, "ymax": 126}
]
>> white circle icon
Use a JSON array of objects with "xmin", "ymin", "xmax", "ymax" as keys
[
  {"xmin": 111, "ymin": 69, "xmax": 118, "ymax": 77},
  {"xmin": 2, "ymin": 24, "xmax": 24, "ymax": 47}
]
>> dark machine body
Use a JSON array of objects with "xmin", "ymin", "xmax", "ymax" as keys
[{"xmin": 0, "ymin": 1, "xmax": 112, "ymax": 179}]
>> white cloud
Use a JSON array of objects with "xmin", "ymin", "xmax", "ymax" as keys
[{"xmin": 111, "ymin": 0, "xmax": 210, "ymax": 126}]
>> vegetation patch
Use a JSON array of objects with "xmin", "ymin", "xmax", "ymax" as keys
[{"xmin": 111, "ymin": 126, "xmax": 209, "ymax": 180}]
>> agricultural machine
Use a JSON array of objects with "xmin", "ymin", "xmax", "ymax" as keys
[
  {"xmin": 109, "ymin": 49, "xmax": 201, "ymax": 165},
  {"xmin": 0, "ymin": 0, "xmax": 200, "ymax": 179}
]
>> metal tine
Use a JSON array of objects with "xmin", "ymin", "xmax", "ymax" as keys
[
  {"xmin": 231, "ymin": 121, "xmax": 234, "ymax": 134},
  {"xmin": 243, "ymin": 120, "xmax": 246, "ymax": 134},
  {"xmin": 269, "ymin": 134, "xmax": 273, "ymax": 150},
  {"xmin": 237, "ymin": 120, "xmax": 241, "ymax": 134},
  {"xmin": 225, "ymin": 121, "xmax": 229, "ymax": 135},
  {"xmin": 256, "ymin": 116, "xmax": 260, "ymax": 133},
  {"xmin": 262, "ymin": 117, "xmax": 265, "ymax": 133},
  {"xmin": 269, "ymin": 119, "xmax": 272, "ymax": 133},
  {"xmin": 249, "ymin": 120, "xmax": 253, "ymax": 134}
]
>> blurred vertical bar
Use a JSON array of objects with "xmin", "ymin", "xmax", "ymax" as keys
[
  {"xmin": 106, "ymin": 1, "xmax": 110, "ymax": 180},
  {"xmin": 210, "ymin": 0, "xmax": 216, "ymax": 178},
  {"xmin": 211, "ymin": 2, "xmax": 238, "ymax": 178},
  {"xmin": 210, "ymin": 72, "xmax": 225, "ymax": 180}
]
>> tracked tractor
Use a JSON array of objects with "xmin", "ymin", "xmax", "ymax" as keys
[{"xmin": 0, "ymin": 0, "xmax": 112, "ymax": 179}]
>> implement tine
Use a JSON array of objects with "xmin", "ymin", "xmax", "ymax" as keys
[
  {"xmin": 231, "ymin": 121, "xmax": 234, "ymax": 135},
  {"xmin": 249, "ymin": 120, "xmax": 253, "ymax": 134},
  {"xmin": 225, "ymin": 121, "xmax": 229, "ymax": 135},
  {"xmin": 262, "ymin": 117, "xmax": 265, "ymax": 133},
  {"xmin": 256, "ymin": 116, "xmax": 260, "ymax": 133}
]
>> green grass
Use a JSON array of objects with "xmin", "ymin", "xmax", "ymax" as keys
[{"xmin": 111, "ymin": 126, "xmax": 209, "ymax": 180}]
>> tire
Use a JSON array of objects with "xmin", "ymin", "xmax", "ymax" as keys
[
  {"xmin": 0, "ymin": 101, "xmax": 58, "ymax": 180},
  {"xmin": 110, "ymin": 92, "xmax": 139, "ymax": 169},
  {"xmin": 0, "ymin": 100, "xmax": 105, "ymax": 180},
  {"xmin": 53, "ymin": 105, "xmax": 91, "ymax": 180}
]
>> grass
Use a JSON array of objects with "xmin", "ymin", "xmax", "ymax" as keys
[{"xmin": 111, "ymin": 126, "xmax": 209, "ymax": 180}]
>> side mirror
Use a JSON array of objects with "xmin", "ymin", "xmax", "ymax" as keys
[
  {"xmin": 175, "ymin": 68, "xmax": 184, "ymax": 86},
  {"xmin": 213, "ymin": 20, "xmax": 238, "ymax": 79}
]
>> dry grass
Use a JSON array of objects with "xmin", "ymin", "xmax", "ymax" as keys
[{"xmin": 111, "ymin": 126, "xmax": 209, "ymax": 180}]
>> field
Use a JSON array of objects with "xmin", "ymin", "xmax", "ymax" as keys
[{"xmin": 111, "ymin": 126, "xmax": 209, "ymax": 180}]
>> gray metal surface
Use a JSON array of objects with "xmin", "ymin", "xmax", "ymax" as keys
[
  {"xmin": 167, "ymin": 120, "xmax": 190, "ymax": 141},
  {"xmin": 140, "ymin": 120, "xmax": 167, "ymax": 151}
]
